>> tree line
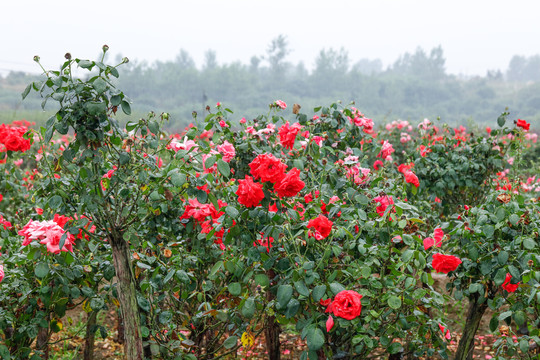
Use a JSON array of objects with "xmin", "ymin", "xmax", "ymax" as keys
[{"xmin": 2, "ymin": 35, "xmax": 539, "ymax": 129}]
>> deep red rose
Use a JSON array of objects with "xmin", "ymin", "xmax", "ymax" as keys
[
  {"xmin": 501, "ymin": 273, "xmax": 519, "ymax": 293},
  {"xmin": 307, "ymin": 214, "xmax": 333, "ymax": 240},
  {"xmin": 274, "ymin": 168, "xmax": 305, "ymax": 198},
  {"xmin": 236, "ymin": 176, "xmax": 264, "ymax": 208},
  {"xmin": 3, "ymin": 130, "xmax": 31, "ymax": 152},
  {"xmin": 432, "ymin": 253, "xmax": 462, "ymax": 273},
  {"xmin": 328, "ymin": 290, "xmax": 363, "ymax": 320},
  {"xmin": 249, "ymin": 153, "xmax": 286, "ymax": 183},
  {"xmin": 516, "ymin": 119, "xmax": 530, "ymax": 131},
  {"xmin": 373, "ymin": 160, "xmax": 384, "ymax": 170}
]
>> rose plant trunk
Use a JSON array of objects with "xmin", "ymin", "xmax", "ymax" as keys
[
  {"xmin": 110, "ymin": 234, "xmax": 144, "ymax": 360},
  {"xmin": 454, "ymin": 294, "xmax": 488, "ymax": 360}
]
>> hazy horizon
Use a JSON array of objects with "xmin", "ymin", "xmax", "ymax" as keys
[{"xmin": 2, "ymin": 0, "xmax": 540, "ymax": 77}]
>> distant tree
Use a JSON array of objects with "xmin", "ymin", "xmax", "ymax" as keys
[
  {"xmin": 265, "ymin": 34, "xmax": 290, "ymax": 77},
  {"xmin": 175, "ymin": 49, "xmax": 195, "ymax": 69},
  {"xmin": 351, "ymin": 58, "xmax": 383, "ymax": 75},
  {"xmin": 250, "ymin": 56, "xmax": 261, "ymax": 73},
  {"xmin": 392, "ymin": 46, "xmax": 446, "ymax": 80},
  {"xmin": 203, "ymin": 50, "xmax": 218, "ymax": 70},
  {"xmin": 314, "ymin": 47, "xmax": 349, "ymax": 75},
  {"xmin": 507, "ymin": 54, "xmax": 540, "ymax": 82}
]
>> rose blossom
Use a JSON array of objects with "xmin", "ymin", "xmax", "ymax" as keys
[
  {"xmin": 217, "ymin": 141, "xmax": 236, "ymax": 162},
  {"xmin": 516, "ymin": 119, "xmax": 530, "ymax": 131},
  {"xmin": 432, "ymin": 253, "xmax": 462, "ymax": 273},
  {"xmin": 501, "ymin": 273, "xmax": 519, "ymax": 293},
  {"xmin": 278, "ymin": 121, "xmax": 301, "ymax": 150},
  {"xmin": 274, "ymin": 168, "xmax": 305, "ymax": 198},
  {"xmin": 249, "ymin": 153, "xmax": 287, "ymax": 183},
  {"xmin": 327, "ymin": 290, "xmax": 363, "ymax": 320},
  {"xmin": 307, "ymin": 214, "xmax": 333, "ymax": 240},
  {"xmin": 236, "ymin": 176, "xmax": 264, "ymax": 208},
  {"xmin": 0, "ymin": 264, "xmax": 4, "ymax": 283},
  {"xmin": 275, "ymin": 100, "xmax": 287, "ymax": 109}
]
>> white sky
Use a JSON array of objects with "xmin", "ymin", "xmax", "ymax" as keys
[{"xmin": 2, "ymin": 0, "xmax": 539, "ymax": 76}]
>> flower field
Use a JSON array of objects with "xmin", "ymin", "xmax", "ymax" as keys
[{"xmin": 0, "ymin": 49, "xmax": 539, "ymax": 360}]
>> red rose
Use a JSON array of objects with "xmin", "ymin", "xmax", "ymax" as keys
[
  {"xmin": 307, "ymin": 214, "xmax": 333, "ymax": 240},
  {"xmin": 516, "ymin": 119, "xmax": 530, "ymax": 131},
  {"xmin": 278, "ymin": 121, "xmax": 301, "ymax": 150},
  {"xmin": 0, "ymin": 264, "xmax": 4, "ymax": 283},
  {"xmin": 236, "ymin": 176, "xmax": 264, "ymax": 208},
  {"xmin": 373, "ymin": 160, "xmax": 384, "ymax": 170},
  {"xmin": 501, "ymin": 273, "xmax": 519, "ymax": 293},
  {"xmin": 373, "ymin": 195, "xmax": 394, "ymax": 217},
  {"xmin": 404, "ymin": 170, "xmax": 420, "ymax": 187},
  {"xmin": 249, "ymin": 153, "xmax": 286, "ymax": 183},
  {"xmin": 432, "ymin": 253, "xmax": 462, "ymax": 274},
  {"xmin": 274, "ymin": 168, "xmax": 305, "ymax": 198},
  {"xmin": 328, "ymin": 290, "xmax": 363, "ymax": 320},
  {"xmin": 3, "ymin": 130, "xmax": 31, "ymax": 152}
]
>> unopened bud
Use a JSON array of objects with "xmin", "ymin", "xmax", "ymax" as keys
[
  {"xmin": 33, "ymin": 55, "xmax": 40, "ymax": 62},
  {"xmin": 162, "ymin": 112, "xmax": 170, "ymax": 120},
  {"xmin": 528, "ymin": 259, "xmax": 534, "ymax": 267},
  {"xmin": 102, "ymin": 44, "xmax": 109, "ymax": 52},
  {"xmin": 64, "ymin": 53, "xmax": 71, "ymax": 60},
  {"xmin": 122, "ymin": 57, "xmax": 129, "ymax": 64}
]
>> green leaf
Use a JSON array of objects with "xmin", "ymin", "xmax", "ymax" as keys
[
  {"xmin": 497, "ymin": 251, "xmax": 509, "ymax": 265},
  {"xmin": 388, "ymin": 342, "xmax": 403, "ymax": 354},
  {"xmin": 306, "ymin": 328, "xmax": 325, "ymax": 351},
  {"xmin": 513, "ymin": 311, "xmax": 526, "ymax": 326},
  {"xmin": 242, "ymin": 297, "xmax": 255, "ymax": 318},
  {"xmin": 209, "ymin": 261, "xmax": 223, "ymax": 277},
  {"xmin": 159, "ymin": 311, "xmax": 172, "ymax": 324},
  {"xmin": 498, "ymin": 310, "xmax": 512, "ymax": 321},
  {"xmin": 329, "ymin": 282, "xmax": 345, "ymax": 295},
  {"xmin": 482, "ymin": 225, "xmax": 494, "ymax": 238},
  {"xmin": 170, "ymin": 172, "xmax": 186, "ymax": 187},
  {"xmin": 312, "ymin": 285, "xmax": 326, "ymax": 302},
  {"xmin": 509, "ymin": 214, "xmax": 519, "ymax": 226},
  {"xmin": 225, "ymin": 206, "xmax": 240, "ymax": 219},
  {"xmin": 111, "ymin": 94, "xmax": 122, "ymax": 106},
  {"xmin": 254, "ymin": 274, "xmax": 269, "ymax": 287},
  {"xmin": 49, "ymin": 195, "xmax": 62, "ymax": 209},
  {"xmin": 141, "ymin": 326, "xmax": 150, "ymax": 338},
  {"xmin": 217, "ymin": 159, "xmax": 230, "ymax": 177},
  {"xmin": 92, "ymin": 78, "xmax": 108, "ymax": 93},
  {"xmin": 497, "ymin": 114, "xmax": 506, "ymax": 127},
  {"xmin": 387, "ymin": 296, "xmax": 401, "ymax": 309},
  {"xmin": 204, "ymin": 155, "xmax": 216, "ymax": 169},
  {"xmin": 86, "ymin": 101, "xmax": 107, "ymax": 115},
  {"xmin": 277, "ymin": 284, "xmax": 293, "ymax": 308},
  {"xmin": 78, "ymin": 60, "xmax": 94, "ymax": 69},
  {"xmin": 294, "ymin": 281, "xmax": 310, "ymax": 297},
  {"xmin": 121, "ymin": 100, "xmax": 131, "ymax": 115},
  {"xmin": 223, "ymin": 336, "xmax": 238, "ymax": 349},
  {"xmin": 228, "ymin": 282, "xmax": 241, "ymax": 296},
  {"xmin": 285, "ymin": 299, "xmax": 300, "ymax": 318},
  {"xmin": 489, "ymin": 316, "xmax": 498, "ymax": 332},
  {"xmin": 494, "ymin": 268, "xmax": 507, "ymax": 286},
  {"xmin": 402, "ymin": 250, "xmax": 414, "ymax": 263},
  {"xmin": 35, "ymin": 262, "xmax": 49, "ymax": 278},
  {"xmin": 523, "ymin": 238, "xmax": 536, "ymax": 250},
  {"xmin": 22, "ymin": 83, "xmax": 32, "ymax": 99},
  {"xmin": 148, "ymin": 121, "xmax": 159, "ymax": 135},
  {"xmin": 519, "ymin": 339, "xmax": 529, "ymax": 353}
]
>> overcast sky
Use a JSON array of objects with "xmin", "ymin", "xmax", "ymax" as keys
[{"xmin": 2, "ymin": 0, "xmax": 539, "ymax": 76}]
